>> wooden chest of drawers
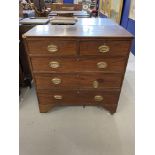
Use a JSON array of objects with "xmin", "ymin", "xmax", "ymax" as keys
[{"xmin": 23, "ymin": 20, "xmax": 133, "ymax": 114}]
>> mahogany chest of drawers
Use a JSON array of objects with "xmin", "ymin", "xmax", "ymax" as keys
[{"xmin": 23, "ymin": 19, "xmax": 133, "ymax": 114}]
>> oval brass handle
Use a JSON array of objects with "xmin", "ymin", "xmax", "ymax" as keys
[
  {"xmin": 98, "ymin": 45, "xmax": 110, "ymax": 53},
  {"xmin": 94, "ymin": 95, "xmax": 103, "ymax": 102},
  {"xmin": 54, "ymin": 95, "xmax": 63, "ymax": 100},
  {"xmin": 47, "ymin": 44, "xmax": 58, "ymax": 53},
  {"xmin": 97, "ymin": 62, "xmax": 108, "ymax": 69},
  {"xmin": 49, "ymin": 61, "xmax": 60, "ymax": 69},
  {"xmin": 51, "ymin": 78, "xmax": 61, "ymax": 84},
  {"xmin": 93, "ymin": 80, "xmax": 99, "ymax": 88}
]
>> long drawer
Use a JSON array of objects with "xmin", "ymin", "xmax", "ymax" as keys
[
  {"xmin": 27, "ymin": 39, "xmax": 77, "ymax": 55},
  {"xmin": 35, "ymin": 73, "xmax": 122, "ymax": 89},
  {"xmin": 31, "ymin": 57, "xmax": 126, "ymax": 73},
  {"xmin": 37, "ymin": 90, "xmax": 120, "ymax": 106},
  {"xmin": 80, "ymin": 40, "xmax": 131, "ymax": 56}
]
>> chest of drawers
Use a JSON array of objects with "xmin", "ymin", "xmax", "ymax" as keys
[{"xmin": 23, "ymin": 20, "xmax": 133, "ymax": 114}]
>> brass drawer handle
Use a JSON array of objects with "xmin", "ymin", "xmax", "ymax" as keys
[
  {"xmin": 97, "ymin": 62, "xmax": 108, "ymax": 69},
  {"xmin": 54, "ymin": 95, "xmax": 63, "ymax": 100},
  {"xmin": 98, "ymin": 45, "xmax": 110, "ymax": 53},
  {"xmin": 93, "ymin": 80, "xmax": 99, "ymax": 88},
  {"xmin": 94, "ymin": 95, "xmax": 103, "ymax": 102},
  {"xmin": 51, "ymin": 78, "xmax": 61, "ymax": 85},
  {"xmin": 49, "ymin": 61, "xmax": 60, "ymax": 69},
  {"xmin": 47, "ymin": 44, "xmax": 58, "ymax": 53}
]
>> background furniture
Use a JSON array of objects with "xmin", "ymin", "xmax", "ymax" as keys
[
  {"xmin": 19, "ymin": 18, "xmax": 50, "ymax": 88},
  {"xmin": 81, "ymin": 0, "xmax": 99, "ymax": 17},
  {"xmin": 23, "ymin": 10, "xmax": 35, "ymax": 18},
  {"xmin": 23, "ymin": 18, "xmax": 133, "ymax": 114},
  {"xmin": 19, "ymin": 18, "xmax": 50, "ymax": 24},
  {"xmin": 48, "ymin": 10, "xmax": 90, "ymax": 18},
  {"xmin": 19, "ymin": 25, "xmax": 33, "ymax": 88},
  {"xmin": 121, "ymin": 0, "xmax": 135, "ymax": 55},
  {"xmin": 51, "ymin": 3, "xmax": 83, "ymax": 11},
  {"xmin": 50, "ymin": 16, "xmax": 77, "ymax": 24},
  {"xmin": 29, "ymin": 0, "xmax": 51, "ymax": 17},
  {"xmin": 50, "ymin": 17, "xmax": 115, "ymax": 25}
]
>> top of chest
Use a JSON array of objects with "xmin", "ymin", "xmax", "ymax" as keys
[{"xmin": 24, "ymin": 18, "xmax": 133, "ymax": 39}]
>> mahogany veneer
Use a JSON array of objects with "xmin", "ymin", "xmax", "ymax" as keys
[{"xmin": 23, "ymin": 18, "xmax": 133, "ymax": 114}]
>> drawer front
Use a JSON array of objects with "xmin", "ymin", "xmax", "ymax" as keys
[
  {"xmin": 35, "ymin": 73, "xmax": 122, "ymax": 89},
  {"xmin": 37, "ymin": 90, "xmax": 119, "ymax": 106},
  {"xmin": 31, "ymin": 57, "xmax": 126, "ymax": 73},
  {"xmin": 27, "ymin": 40, "xmax": 77, "ymax": 55},
  {"xmin": 80, "ymin": 40, "xmax": 131, "ymax": 56}
]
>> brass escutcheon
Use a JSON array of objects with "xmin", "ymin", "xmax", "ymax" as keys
[{"xmin": 93, "ymin": 80, "xmax": 99, "ymax": 88}]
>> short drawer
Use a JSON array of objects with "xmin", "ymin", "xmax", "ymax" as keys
[
  {"xmin": 37, "ymin": 90, "xmax": 120, "ymax": 106},
  {"xmin": 27, "ymin": 39, "xmax": 77, "ymax": 55},
  {"xmin": 80, "ymin": 40, "xmax": 131, "ymax": 56},
  {"xmin": 35, "ymin": 73, "xmax": 122, "ymax": 89},
  {"xmin": 31, "ymin": 57, "xmax": 126, "ymax": 73}
]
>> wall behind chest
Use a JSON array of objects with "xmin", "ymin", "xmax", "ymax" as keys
[
  {"xmin": 98, "ymin": 0, "xmax": 135, "ymax": 55},
  {"xmin": 63, "ymin": 0, "xmax": 74, "ymax": 4},
  {"xmin": 121, "ymin": 0, "xmax": 135, "ymax": 55}
]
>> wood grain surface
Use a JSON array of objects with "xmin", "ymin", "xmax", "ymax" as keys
[{"xmin": 23, "ymin": 18, "xmax": 133, "ymax": 113}]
